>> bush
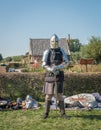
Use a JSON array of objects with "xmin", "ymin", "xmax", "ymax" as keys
[
  {"xmin": 64, "ymin": 72, "xmax": 101, "ymax": 96},
  {"xmin": 0, "ymin": 72, "xmax": 101, "ymax": 100},
  {"xmin": 0, "ymin": 73, "xmax": 44, "ymax": 101},
  {"xmin": 8, "ymin": 63, "xmax": 22, "ymax": 68}
]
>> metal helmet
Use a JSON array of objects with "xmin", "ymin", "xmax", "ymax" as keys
[{"xmin": 50, "ymin": 34, "xmax": 59, "ymax": 48}]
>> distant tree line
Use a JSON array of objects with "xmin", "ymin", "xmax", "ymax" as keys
[
  {"xmin": 69, "ymin": 36, "xmax": 101, "ymax": 63},
  {"xmin": 0, "ymin": 52, "xmax": 29, "ymax": 62},
  {"xmin": 0, "ymin": 36, "xmax": 101, "ymax": 64},
  {"xmin": 81, "ymin": 36, "xmax": 101, "ymax": 63}
]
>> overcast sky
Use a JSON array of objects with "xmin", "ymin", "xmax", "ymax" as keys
[{"xmin": 0, "ymin": 0, "xmax": 101, "ymax": 58}]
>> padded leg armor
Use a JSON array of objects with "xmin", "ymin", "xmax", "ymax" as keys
[
  {"xmin": 43, "ymin": 100, "xmax": 51, "ymax": 119},
  {"xmin": 59, "ymin": 101, "xmax": 70, "ymax": 119}
]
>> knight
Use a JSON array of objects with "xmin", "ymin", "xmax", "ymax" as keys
[{"xmin": 42, "ymin": 34, "xmax": 70, "ymax": 119}]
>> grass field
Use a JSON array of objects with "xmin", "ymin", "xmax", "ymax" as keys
[{"xmin": 0, "ymin": 107, "xmax": 101, "ymax": 130}]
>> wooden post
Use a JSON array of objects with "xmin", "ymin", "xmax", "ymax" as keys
[{"xmin": 86, "ymin": 64, "xmax": 88, "ymax": 72}]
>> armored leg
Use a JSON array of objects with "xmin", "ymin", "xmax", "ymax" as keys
[
  {"xmin": 43, "ymin": 100, "xmax": 51, "ymax": 119},
  {"xmin": 59, "ymin": 100, "xmax": 70, "ymax": 119}
]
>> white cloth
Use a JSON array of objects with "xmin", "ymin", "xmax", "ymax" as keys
[{"xmin": 25, "ymin": 95, "xmax": 38, "ymax": 109}]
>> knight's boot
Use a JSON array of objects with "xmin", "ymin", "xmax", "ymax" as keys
[
  {"xmin": 59, "ymin": 100, "xmax": 70, "ymax": 119},
  {"xmin": 43, "ymin": 100, "xmax": 51, "ymax": 119}
]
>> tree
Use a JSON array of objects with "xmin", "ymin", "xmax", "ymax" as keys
[
  {"xmin": 69, "ymin": 39, "xmax": 82, "ymax": 62},
  {"xmin": 25, "ymin": 52, "xmax": 29, "ymax": 56},
  {"xmin": 0, "ymin": 53, "xmax": 3, "ymax": 61},
  {"xmin": 81, "ymin": 36, "xmax": 101, "ymax": 63},
  {"xmin": 12, "ymin": 56, "xmax": 22, "ymax": 62},
  {"xmin": 5, "ymin": 57, "xmax": 12, "ymax": 62},
  {"xmin": 69, "ymin": 39, "xmax": 82, "ymax": 52},
  {"xmin": 71, "ymin": 51, "xmax": 81, "ymax": 62}
]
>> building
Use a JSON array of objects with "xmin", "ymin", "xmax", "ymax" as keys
[{"xmin": 29, "ymin": 38, "xmax": 70, "ymax": 63}]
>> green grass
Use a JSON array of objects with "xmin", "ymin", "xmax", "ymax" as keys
[{"xmin": 0, "ymin": 107, "xmax": 101, "ymax": 130}]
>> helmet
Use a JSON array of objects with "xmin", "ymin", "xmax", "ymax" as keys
[{"xmin": 50, "ymin": 34, "xmax": 59, "ymax": 48}]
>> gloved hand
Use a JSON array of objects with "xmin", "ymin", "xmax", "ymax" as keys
[
  {"xmin": 53, "ymin": 70, "xmax": 59, "ymax": 75},
  {"xmin": 46, "ymin": 66, "xmax": 54, "ymax": 72},
  {"xmin": 45, "ymin": 63, "xmax": 66, "ymax": 72},
  {"xmin": 46, "ymin": 65, "xmax": 58, "ymax": 72},
  {"xmin": 52, "ymin": 64, "xmax": 65, "ymax": 71},
  {"xmin": 51, "ymin": 65, "xmax": 58, "ymax": 71}
]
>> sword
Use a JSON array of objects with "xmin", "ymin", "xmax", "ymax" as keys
[
  {"xmin": 55, "ymin": 80, "xmax": 58, "ymax": 113},
  {"xmin": 54, "ymin": 70, "xmax": 59, "ymax": 114}
]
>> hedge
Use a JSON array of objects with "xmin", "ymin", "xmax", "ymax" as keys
[
  {"xmin": 0, "ymin": 72, "xmax": 101, "ymax": 101},
  {"xmin": 64, "ymin": 72, "xmax": 101, "ymax": 96}
]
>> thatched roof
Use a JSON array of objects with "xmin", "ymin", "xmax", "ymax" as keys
[{"xmin": 30, "ymin": 38, "xmax": 69, "ymax": 56}]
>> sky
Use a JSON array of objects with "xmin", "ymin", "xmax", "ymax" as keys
[{"xmin": 0, "ymin": 0, "xmax": 101, "ymax": 58}]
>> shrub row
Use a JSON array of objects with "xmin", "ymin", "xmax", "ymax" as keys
[
  {"xmin": 0, "ymin": 72, "xmax": 101, "ymax": 101},
  {"xmin": 64, "ymin": 72, "xmax": 101, "ymax": 96},
  {"xmin": 0, "ymin": 73, "xmax": 44, "ymax": 101}
]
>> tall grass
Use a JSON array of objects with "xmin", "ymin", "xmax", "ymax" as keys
[
  {"xmin": 21, "ymin": 64, "xmax": 101, "ymax": 73},
  {"xmin": 68, "ymin": 64, "xmax": 101, "ymax": 73},
  {"xmin": 0, "ymin": 107, "xmax": 101, "ymax": 130}
]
